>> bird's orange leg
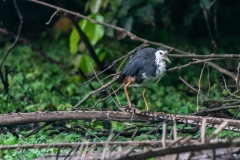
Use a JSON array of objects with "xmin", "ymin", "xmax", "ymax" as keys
[
  {"xmin": 142, "ymin": 87, "xmax": 150, "ymax": 111},
  {"xmin": 124, "ymin": 81, "xmax": 133, "ymax": 110}
]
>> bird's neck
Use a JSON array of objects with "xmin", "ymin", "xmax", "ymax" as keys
[{"xmin": 155, "ymin": 59, "xmax": 166, "ymax": 67}]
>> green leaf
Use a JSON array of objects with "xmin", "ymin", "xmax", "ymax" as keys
[
  {"xmin": 69, "ymin": 27, "xmax": 80, "ymax": 54},
  {"xmin": 78, "ymin": 54, "xmax": 96, "ymax": 73},
  {"xmin": 85, "ymin": 1, "xmax": 90, "ymax": 13},
  {"xmin": 79, "ymin": 14, "xmax": 104, "ymax": 45},
  {"xmin": 91, "ymin": 121, "xmax": 103, "ymax": 129},
  {"xmin": 69, "ymin": 14, "xmax": 104, "ymax": 54},
  {"xmin": 89, "ymin": 0, "xmax": 102, "ymax": 14},
  {"xmin": 4, "ymin": 137, "xmax": 17, "ymax": 145},
  {"xmin": 24, "ymin": 104, "xmax": 37, "ymax": 112}
]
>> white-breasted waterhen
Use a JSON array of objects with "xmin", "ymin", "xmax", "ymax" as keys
[{"xmin": 118, "ymin": 47, "xmax": 171, "ymax": 112}]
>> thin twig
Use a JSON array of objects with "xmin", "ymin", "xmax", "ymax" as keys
[
  {"xmin": 162, "ymin": 123, "xmax": 167, "ymax": 148},
  {"xmin": 206, "ymin": 121, "xmax": 228, "ymax": 143},
  {"xmin": 222, "ymin": 75, "xmax": 240, "ymax": 99},
  {"xmin": 90, "ymin": 63, "xmax": 120, "ymax": 108},
  {"xmin": 194, "ymin": 105, "xmax": 240, "ymax": 115},
  {"xmin": 72, "ymin": 77, "xmax": 118, "ymax": 109},
  {"xmin": 208, "ymin": 62, "xmax": 236, "ymax": 80},
  {"xmin": 101, "ymin": 130, "xmax": 113, "ymax": 160},
  {"xmin": 201, "ymin": 118, "xmax": 206, "ymax": 143},
  {"xmin": 46, "ymin": 9, "xmax": 59, "ymax": 25},
  {"xmin": 91, "ymin": 84, "xmax": 123, "ymax": 109},
  {"xmin": 0, "ymin": 0, "xmax": 23, "ymax": 70},
  {"xmin": 168, "ymin": 54, "xmax": 240, "ymax": 59},
  {"xmin": 214, "ymin": 0, "xmax": 219, "ymax": 37},
  {"xmin": 173, "ymin": 120, "xmax": 177, "ymax": 140},
  {"xmin": 201, "ymin": 0, "xmax": 217, "ymax": 51},
  {"xmin": 197, "ymin": 63, "xmax": 207, "ymax": 111},
  {"xmin": 207, "ymin": 64, "xmax": 211, "ymax": 97},
  {"xmin": 179, "ymin": 77, "xmax": 208, "ymax": 100},
  {"xmin": 130, "ymin": 127, "xmax": 139, "ymax": 141},
  {"xmin": 236, "ymin": 63, "xmax": 240, "ymax": 92},
  {"xmin": 168, "ymin": 58, "xmax": 221, "ymax": 72}
]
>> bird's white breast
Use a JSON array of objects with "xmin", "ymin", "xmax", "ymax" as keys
[
  {"xmin": 155, "ymin": 61, "xmax": 167, "ymax": 79},
  {"xmin": 137, "ymin": 61, "xmax": 166, "ymax": 87}
]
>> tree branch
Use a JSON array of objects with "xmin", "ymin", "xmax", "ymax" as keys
[
  {"xmin": 27, "ymin": 0, "xmax": 192, "ymax": 55},
  {"xmin": 117, "ymin": 139, "xmax": 239, "ymax": 160},
  {"xmin": 0, "ymin": 0, "xmax": 23, "ymax": 70},
  {"xmin": 168, "ymin": 54, "xmax": 240, "ymax": 59},
  {"xmin": 1, "ymin": 110, "xmax": 240, "ymax": 131}
]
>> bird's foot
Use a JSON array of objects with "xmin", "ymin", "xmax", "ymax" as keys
[
  {"xmin": 119, "ymin": 105, "xmax": 136, "ymax": 113},
  {"xmin": 126, "ymin": 106, "xmax": 135, "ymax": 113},
  {"xmin": 145, "ymin": 110, "xmax": 154, "ymax": 116}
]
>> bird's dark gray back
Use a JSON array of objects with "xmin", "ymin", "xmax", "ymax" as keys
[
  {"xmin": 133, "ymin": 48, "xmax": 157, "ymax": 59},
  {"xmin": 118, "ymin": 48, "xmax": 157, "ymax": 83}
]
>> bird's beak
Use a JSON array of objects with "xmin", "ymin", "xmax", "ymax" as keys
[{"xmin": 164, "ymin": 56, "xmax": 171, "ymax": 63}]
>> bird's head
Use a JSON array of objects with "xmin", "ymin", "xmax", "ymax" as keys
[{"xmin": 155, "ymin": 47, "xmax": 171, "ymax": 63}]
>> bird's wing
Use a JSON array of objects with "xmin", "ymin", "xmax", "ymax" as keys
[{"xmin": 119, "ymin": 55, "xmax": 156, "ymax": 83}]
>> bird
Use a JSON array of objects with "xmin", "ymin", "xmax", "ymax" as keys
[{"xmin": 118, "ymin": 47, "xmax": 171, "ymax": 112}]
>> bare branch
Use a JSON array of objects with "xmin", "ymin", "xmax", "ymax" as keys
[
  {"xmin": 27, "ymin": 0, "xmax": 192, "ymax": 55},
  {"xmin": 117, "ymin": 139, "xmax": 239, "ymax": 160},
  {"xmin": 201, "ymin": 0, "xmax": 218, "ymax": 51},
  {"xmin": 206, "ymin": 121, "xmax": 228, "ymax": 142},
  {"xmin": 168, "ymin": 54, "xmax": 240, "ymax": 59},
  {"xmin": 179, "ymin": 77, "xmax": 209, "ymax": 99},
  {"xmin": 197, "ymin": 63, "xmax": 207, "ymax": 111},
  {"xmin": 1, "ymin": 111, "xmax": 240, "ymax": 131},
  {"xmin": 0, "ymin": 0, "xmax": 23, "ymax": 70},
  {"xmin": 73, "ymin": 77, "xmax": 117, "ymax": 109},
  {"xmin": 46, "ymin": 9, "xmax": 59, "ymax": 25},
  {"xmin": 222, "ymin": 75, "xmax": 240, "ymax": 98},
  {"xmin": 209, "ymin": 62, "xmax": 236, "ymax": 80}
]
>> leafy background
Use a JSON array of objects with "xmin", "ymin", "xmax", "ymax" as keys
[{"xmin": 0, "ymin": 0, "xmax": 240, "ymax": 159}]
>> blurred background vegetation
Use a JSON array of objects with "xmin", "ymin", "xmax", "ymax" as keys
[{"xmin": 0, "ymin": 0, "xmax": 240, "ymax": 158}]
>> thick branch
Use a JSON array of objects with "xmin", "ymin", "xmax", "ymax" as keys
[
  {"xmin": 1, "ymin": 111, "xmax": 240, "ymax": 131},
  {"xmin": 0, "ymin": 111, "xmax": 155, "ymax": 127}
]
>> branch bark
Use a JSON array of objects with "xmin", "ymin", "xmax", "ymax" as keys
[{"xmin": 1, "ymin": 110, "xmax": 240, "ymax": 131}]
